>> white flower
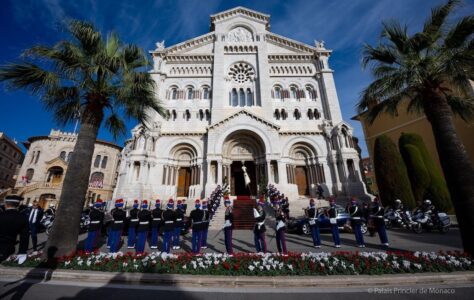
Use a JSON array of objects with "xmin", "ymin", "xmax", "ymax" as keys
[
  {"xmin": 182, "ymin": 265, "xmax": 187, "ymax": 270},
  {"xmin": 248, "ymin": 265, "xmax": 255, "ymax": 271},
  {"xmin": 123, "ymin": 262, "xmax": 128, "ymax": 267}
]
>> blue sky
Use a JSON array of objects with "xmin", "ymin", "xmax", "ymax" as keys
[{"xmin": 0, "ymin": 0, "xmax": 472, "ymax": 155}]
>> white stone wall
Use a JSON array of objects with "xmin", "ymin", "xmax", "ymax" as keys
[{"xmin": 114, "ymin": 7, "xmax": 369, "ymax": 204}]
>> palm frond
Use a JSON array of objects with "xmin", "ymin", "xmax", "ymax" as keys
[
  {"xmin": 444, "ymin": 16, "xmax": 474, "ymax": 49},
  {"xmin": 105, "ymin": 112, "xmax": 126, "ymax": 139},
  {"xmin": 381, "ymin": 20, "xmax": 409, "ymax": 53},
  {"xmin": 0, "ymin": 63, "xmax": 59, "ymax": 94},
  {"xmin": 362, "ymin": 44, "xmax": 398, "ymax": 69},
  {"xmin": 445, "ymin": 94, "xmax": 474, "ymax": 121},
  {"xmin": 68, "ymin": 20, "xmax": 102, "ymax": 56},
  {"xmin": 423, "ymin": 0, "xmax": 460, "ymax": 38}
]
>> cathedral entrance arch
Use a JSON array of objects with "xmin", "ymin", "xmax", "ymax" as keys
[
  {"xmin": 222, "ymin": 130, "xmax": 266, "ymax": 196},
  {"xmin": 287, "ymin": 142, "xmax": 321, "ymax": 196},
  {"xmin": 169, "ymin": 143, "xmax": 198, "ymax": 198}
]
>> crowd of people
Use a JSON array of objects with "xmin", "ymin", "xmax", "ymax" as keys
[{"xmin": 1, "ymin": 185, "xmax": 446, "ymax": 263}]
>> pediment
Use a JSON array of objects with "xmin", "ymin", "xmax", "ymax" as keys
[
  {"xmin": 152, "ymin": 32, "xmax": 216, "ymax": 56},
  {"xmin": 44, "ymin": 157, "xmax": 68, "ymax": 168},
  {"xmin": 208, "ymin": 109, "xmax": 280, "ymax": 131},
  {"xmin": 265, "ymin": 33, "xmax": 318, "ymax": 54}
]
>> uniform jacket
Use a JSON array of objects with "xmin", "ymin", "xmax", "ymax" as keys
[
  {"xmin": 88, "ymin": 208, "xmax": 104, "ymax": 231},
  {"xmin": 151, "ymin": 208, "xmax": 163, "ymax": 227},
  {"xmin": 253, "ymin": 208, "xmax": 266, "ymax": 234},
  {"xmin": 27, "ymin": 207, "xmax": 44, "ymax": 227},
  {"xmin": 162, "ymin": 209, "xmax": 176, "ymax": 232},
  {"xmin": 128, "ymin": 208, "xmax": 139, "ymax": 227},
  {"xmin": 175, "ymin": 208, "xmax": 185, "ymax": 228},
  {"xmin": 348, "ymin": 205, "xmax": 364, "ymax": 224},
  {"xmin": 111, "ymin": 208, "xmax": 126, "ymax": 230},
  {"xmin": 189, "ymin": 209, "xmax": 204, "ymax": 231},
  {"xmin": 137, "ymin": 209, "xmax": 152, "ymax": 232},
  {"xmin": 0, "ymin": 209, "xmax": 29, "ymax": 256}
]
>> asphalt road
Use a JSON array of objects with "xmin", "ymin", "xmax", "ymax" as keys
[
  {"xmin": 27, "ymin": 226, "xmax": 463, "ymax": 254},
  {"xmin": 1, "ymin": 277, "xmax": 472, "ymax": 300}
]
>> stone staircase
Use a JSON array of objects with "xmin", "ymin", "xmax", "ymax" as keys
[{"xmin": 208, "ymin": 203, "xmax": 226, "ymax": 230}]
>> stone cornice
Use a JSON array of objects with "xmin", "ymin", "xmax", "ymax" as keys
[
  {"xmin": 279, "ymin": 131, "xmax": 323, "ymax": 135},
  {"xmin": 208, "ymin": 109, "xmax": 280, "ymax": 130},
  {"xmin": 266, "ymin": 33, "xmax": 317, "ymax": 53},
  {"xmin": 268, "ymin": 54, "xmax": 315, "ymax": 62},
  {"xmin": 160, "ymin": 132, "xmax": 206, "ymax": 136},
  {"xmin": 210, "ymin": 6, "xmax": 270, "ymax": 29},
  {"xmin": 150, "ymin": 32, "xmax": 215, "ymax": 55},
  {"xmin": 166, "ymin": 55, "xmax": 214, "ymax": 63}
]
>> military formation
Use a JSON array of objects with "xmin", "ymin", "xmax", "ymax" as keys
[{"xmin": 2, "ymin": 184, "xmax": 453, "ymax": 262}]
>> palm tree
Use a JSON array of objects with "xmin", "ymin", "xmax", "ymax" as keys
[
  {"xmin": 357, "ymin": 0, "xmax": 474, "ymax": 253},
  {"xmin": 0, "ymin": 20, "xmax": 165, "ymax": 257}
]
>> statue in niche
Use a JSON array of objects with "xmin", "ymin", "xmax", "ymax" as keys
[
  {"xmin": 241, "ymin": 161, "xmax": 251, "ymax": 187},
  {"xmin": 227, "ymin": 27, "xmax": 254, "ymax": 43}
]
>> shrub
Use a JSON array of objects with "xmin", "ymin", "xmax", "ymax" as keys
[
  {"xmin": 399, "ymin": 133, "xmax": 452, "ymax": 212},
  {"xmin": 373, "ymin": 135, "xmax": 415, "ymax": 208}
]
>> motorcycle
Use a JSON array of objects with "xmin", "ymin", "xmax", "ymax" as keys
[
  {"xmin": 384, "ymin": 209, "xmax": 421, "ymax": 233},
  {"xmin": 40, "ymin": 214, "xmax": 55, "ymax": 235},
  {"xmin": 412, "ymin": 210, "xmax": 450, "ymax": 233}
]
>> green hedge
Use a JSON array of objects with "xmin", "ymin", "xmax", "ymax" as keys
[
  {"xmin": 399, "ymin": 133, "xmax": 452, "ymax": 212},
  {"xmin": 373, "ymin": 135, "xmax": 415, "ymax": 208}
]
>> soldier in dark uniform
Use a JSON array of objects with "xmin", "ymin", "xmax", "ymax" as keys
[
  {"xmin": 189, "ymin": 199, "xmax": 204, "ymax": 255},
  {"xmin": 161, "ymin": 199, "xmax": 176, "ymax": 253},
  {"xmin": 370, "ymin": 197, "xmax": 389, "ymax": 247},
  {"xmin": 201, "ymin": 200, "xmax": 210, "ymax": 249},
  {"xmin": 109, "ymin": 199, "xmax": 126, "ymax": 253},
  {"xmin": 223, "ymin": 196, "xmax": 234, "ymax": 256},
  {"xmin": 305, "ymin": 198, "xmax": 321, "ymax": 248},
  {"xmin": 173, "ymin": 200, "xmax": 185, "ymax": 250},
  {"xmin": 348, "ymin": 197, "xmax": 365, "ymax": 248},
  {"xmin": 253, "ymin": 199, "xmax": 267, "ymax": 253},
  {"xmin": 0, "ymin": 195, "xmax": 29, "ymax": 263},
  {"xmin": 127, "ymin": 200, "xmax": 139, "ymax": 249},
  {"xmin": 326, "ymin": 198, "xmax": 341, "ymax": 248},
  {"xmin": 274, "ymin": 200, "xmax": 288, "ymax": 256},
  {"xmin": 84, "ymin": 199, "xmax": 104, "ymax": 253},
  {"xmin": 150, "ymin": 199, "xmax": 162, "ymax": 249},
  {"xmin": 136, "ymin": 200, "xmax": 151, "ymax": 254}
]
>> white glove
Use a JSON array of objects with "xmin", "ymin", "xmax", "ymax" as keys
[{"xmin": 17, "ymin": 254, "xmax": 27, "ymax": 265}]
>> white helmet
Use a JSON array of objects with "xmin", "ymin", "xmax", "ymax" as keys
[
  {"xmin": 395, "ymin": 199, "xmax": 401, "ymax": 204},
  {"xmin": 424, "ymin": 199, "xmax": 431, "ymax": 205},
  {"xmin": 49, "ymin": 204, "xmax": 55, "ymax": 208}
]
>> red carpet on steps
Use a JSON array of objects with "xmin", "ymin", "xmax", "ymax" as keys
[{"xmin": 233, "ymin": 196, "xmax": 255, "ymax": 230}]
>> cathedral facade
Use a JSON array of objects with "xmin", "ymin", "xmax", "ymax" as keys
[{"xmin": 113, "ymin": 7, "xmax": 368, "ymax": 204}]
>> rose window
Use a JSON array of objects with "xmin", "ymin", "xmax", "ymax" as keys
[{"xmin": 229, "ymin": 63, "xmax": 254, "ymax": 83}]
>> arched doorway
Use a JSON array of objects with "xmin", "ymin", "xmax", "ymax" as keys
[
  {"xmin": 222, "ymin": 130, "xmax": 266, "ymax": 196},
  {"xmin": 169, "ymin": 143, "xmax": 199, "ymax": 197},
  {"xmin": 39, "ymin": 193, "xmax": 56, "ymax": 209},
  {"xmin": 288, "ymin": 142, "xmax": 321, "ymax": 196}
]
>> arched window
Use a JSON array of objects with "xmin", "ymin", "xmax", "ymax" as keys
[
  {"xmin": 246, "ymin": 89, "xmax": 253, "ymax": 106},
  {"xmin": 305, "ymin": 86, "xmax": 316, "ymax": 100},
  {"xmin": 26, "ymin": 168, "xmax": 34, "ymax": 181},
  {"xmin": 314, "ymin": 109, "xmax": 321, "ymax": 120},
  {"xmin": 165, "ymin": 110, "xmax": 171, "ymax": 121},
  {"xmin": 34, "ymin": 151, "xmax": 41, "ymax": 164},
  {"xmin": 30, "ymin": 151, "xmax": 36, "ymax": 164},
  {"xmin": 203, "ymin": 87, "xmax": 210, "ymax": 99},
  {"xmin": 59, "ymin": 151, "xmax": 66, "ymax": 160},
  {"xmin": 172, "ymin": 110, "xmax": 177, "ymax": 121},
  {"xmin": 94, "ymin": 155, "xmax": 101, "ymax": 168},
  {"xmin": 274, "ymin": 109, "xmax": 280, "ymax": 120},
  {"xmin": 186, "ymin": 87, "xmax": 194, "ymax": 100},
  {"xmin": 281, "ymin": 109, "xmax": 287, "ymax": 120},
  {"xmin": 205, "ymin": 109, "xmax": 211, "ymax": 121},
  {"xmin": 231, "ymin": 88, "xmax": 238, "ymax": 107},
  {"xmin": 342, "ymin": 128, "xmax": 350, "ymax": 148},
  {"xmin": 239, "ymin": 89, "xmax": 245, "ymax": 107},
  {"xmin": 184, "ymin": 109, "xmax": 191, "ymax": 121},
  {"xmin": 199, "ymin": 109, "xmax": 204, "ymax": 120},
  {"xmin": 101, "ymin": 156, "xmax": 108, "ymax": 169},
  {"xmin": 273, "ymin": 86, "xmax": 282, "ymax": 99},
  {"xmin": 307, "ymin": 109, "xmax": 314, "ymax": 120},
  {"xmin": 294, "ymin": 109, "xmax": 301, "ymax": 120},
  {"xmin": 89, "ymin": 172, "xmax": 104, "ymax": 188},
  {"xmin": 290, "ymin": 86, "xmax": 298, "ymax": 99},
  {"xmin": 171, "ymin": 87, "xmax": 178, "ymax": 100}
]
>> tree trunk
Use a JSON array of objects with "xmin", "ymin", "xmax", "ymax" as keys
[
  {"xmin": 423, "ymin": 93, "xmax": 474, "ymax": 254},
  {"xmin": 44, "ymin": 107, "xmax": 103, "ymax": 259}
]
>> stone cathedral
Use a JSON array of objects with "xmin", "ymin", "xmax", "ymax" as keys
[{"xmin": 113, "ymin": 7, "xmax": 369, "ymax": 204}]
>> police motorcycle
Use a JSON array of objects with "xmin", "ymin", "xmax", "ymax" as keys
[
  {"xmin": 412, "ymin": 200, "xmax": 450, "ymax": 233},
  {"xmin": 44, "ymin": 209, "xmax": 91, "ymax": 235},
  {"xmin": 40, "ymin": 213, "xmax": 55, "ymax": 235},
  {"xmin": 384, "ymin": 208, "xmax": 421, "ymax": 232}
]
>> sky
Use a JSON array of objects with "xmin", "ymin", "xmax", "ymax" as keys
[{"xmin": 0, "ymin": 0, "xmax": 472, "ymax": 156}]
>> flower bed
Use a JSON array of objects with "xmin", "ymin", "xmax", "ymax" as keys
[{"xmin": 3, "ymin": 251, "xmax": 473, "ymax": 276}]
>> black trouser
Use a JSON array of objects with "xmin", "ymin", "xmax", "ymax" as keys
[{"xmin": 0, "ymin": 243, "xmax": 15, "ymax": 263}]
